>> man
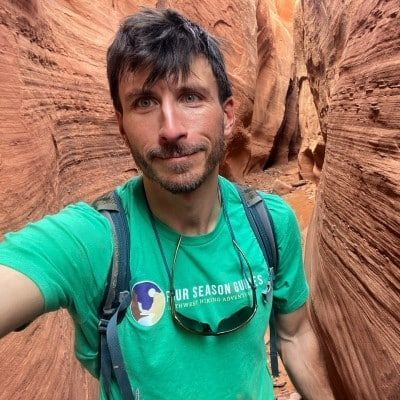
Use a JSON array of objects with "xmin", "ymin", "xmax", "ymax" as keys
[{"xmin": 0, "ymin": 8, "xmax": 334, "ymax": 400}]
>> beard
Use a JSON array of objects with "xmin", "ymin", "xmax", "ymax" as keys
[{"xmin": 129, "ymin": 128, "xmax": 226, "ymax": 194}]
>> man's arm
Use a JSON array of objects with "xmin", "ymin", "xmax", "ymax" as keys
[
  {"xmin": 276, "ymin": 304, "xmax": 335, "ymax": 400},
  {"xmin": 0, "ymin": 265, "xmax": 44, "ymax": 338}
]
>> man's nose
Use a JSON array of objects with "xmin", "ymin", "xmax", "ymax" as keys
[{"xmin": 159, "ymin": 101, "xmax": 187, "ymax": 142}]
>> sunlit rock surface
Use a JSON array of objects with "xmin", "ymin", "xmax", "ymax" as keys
[
  {"xmin": 302, "ymin": 0, "xmax": 400, "ymax": 398},
  {"xmin": 244, "ymin": 0, "xmax": 298, "ymax": 175},
  {"xmin": 294, "ymin": 2, "xmax": 323, "ymax": 183}
]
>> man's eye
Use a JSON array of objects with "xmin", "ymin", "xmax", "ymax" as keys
[
  {"xmin": 182, "ymin": 93, "xmax": 200, "ymax": 103},
  {"xmin": 135, "ymin": 98, "xmax": 155, "ymax": 108}
]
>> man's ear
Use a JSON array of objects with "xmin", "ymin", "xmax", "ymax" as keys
[
  {"xmin": 116, "ymin": 111, "xmax": 129, "ymax": 147},
  {"xmin": 222, "ymin": 97, "xmax": 235, "ymax": 139}
]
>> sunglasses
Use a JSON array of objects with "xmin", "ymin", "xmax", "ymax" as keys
[{"xmin": 169, "ymin": 238, "xmax": 258, "ymax": 336}]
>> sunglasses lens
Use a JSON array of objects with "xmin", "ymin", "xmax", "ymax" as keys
[
  {"xmin": 174, "ymin": 311, "xmax": 213, "ymax": 334},
  {"xmin": 216, "ymin": 305, "xmax": 255, "ymax": 332},
  {"xmin": 172, "ymin": 287, "xmax": 257, "ymax": 336}
]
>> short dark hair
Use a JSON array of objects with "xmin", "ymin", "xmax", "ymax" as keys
[{"xmin": 107, "ymin": 8, "xmax": 232, "ymax": 113}]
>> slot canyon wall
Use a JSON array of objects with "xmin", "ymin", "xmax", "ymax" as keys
[
  {"xmin": 300, "ymin": 0, "xmax": 400, "ymax": 399},
  {"xmin": 0, "ymin": 2, "xmax": 132, "ymax": 397}
]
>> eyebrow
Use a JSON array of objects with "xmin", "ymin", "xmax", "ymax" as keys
[{"xmin": 178, "ymin": 84, "xmax": 212, "ymax": 97}]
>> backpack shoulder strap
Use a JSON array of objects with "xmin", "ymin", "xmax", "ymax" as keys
[
  {"xmin": 93, "ymin": 191, "xmax": 131, "ymax": 315},
  {"xmin": 234, "ymin": 184, "xmax": 278, "ymax": 279},
  {"xmin": 93, "ymin": 191, "xmax": 137, "ymax": 400},
  {"xmin": 235, "ymin": 184, "xmax": 280, "ymax": 378}
]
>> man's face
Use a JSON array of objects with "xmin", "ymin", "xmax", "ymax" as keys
[{"xmin": 116, "ymin": 57, "xmax": 235, "ymax": 194}]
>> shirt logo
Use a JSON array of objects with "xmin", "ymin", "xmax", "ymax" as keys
[{"xmin": 131, "ymin": 281, "xmax": 166, "ymax": 326}]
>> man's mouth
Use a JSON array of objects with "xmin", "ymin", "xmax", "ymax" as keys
[
  {"xmin": 160, "ymin": 151, "xmax": 197, "ymax": 160},
  {"xmin": 149, "ymin": 144, "xmax": 206, "ymax": 161}
]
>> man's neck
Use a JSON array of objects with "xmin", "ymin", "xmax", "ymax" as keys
[{"xmin": 142, "ymin": 172, "xmax": 221, "ymax": 236}]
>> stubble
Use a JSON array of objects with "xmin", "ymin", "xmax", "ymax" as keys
[{"xmin": 129, "ymin": 125, "xmax": 226, "ymax": 194}]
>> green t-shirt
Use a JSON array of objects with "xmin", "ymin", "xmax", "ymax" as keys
[{"xmin": 0, "ymin": 176, "xmax": 309, "ymax": 400}]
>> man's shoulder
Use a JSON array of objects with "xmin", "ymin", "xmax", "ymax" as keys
[{"xmin": 27, "ymin": 201, "xmax": 111, "ymax": 244}]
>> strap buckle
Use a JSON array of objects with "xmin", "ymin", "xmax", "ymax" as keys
[{"xmin": 98, "ymin": 318, "xmax": 109, "ymax": 334}]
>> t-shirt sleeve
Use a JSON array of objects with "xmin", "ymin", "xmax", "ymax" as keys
[
  {"xmin": 0, "ymin": 202, "xmax": 113, "ymax": 314},
  {"xmin": 262, "ymin": 194, "xmax": 310, "ymax": 314}
]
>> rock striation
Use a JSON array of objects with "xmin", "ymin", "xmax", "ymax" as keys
[
  {"xmin": 0, "ymin": 0, "xmax": 136, "ymax": 236},
  {"xmin": 0, "ymin": 311, "xmax": 98, "ymax": 399},
  {"xmin": 0, "ymin": 1, "xmax": 136, "ymax": 398},
  {"xmin": 301, "ymin": 0, "xmax": 400, "ymax": 398}
]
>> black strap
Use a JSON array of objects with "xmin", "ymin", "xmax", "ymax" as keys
[
  {"xmin": 105, "ymin": 291, "xmax": 135, "ymax": 400},
  {"xmin": 94, "ymin": 191, "xmax": 138, "ymax": 399},
  {"xmin": 235, "ymin": 184, "xmax": 280, "ymax": 377},
  {"xmin": 94, "ymin": 192, "xmax": 131, "ymax": 314}
]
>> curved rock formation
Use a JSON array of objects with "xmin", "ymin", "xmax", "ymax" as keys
[
  {"xmin": 0, "ymin": 2, "xmax": 136, "ymax": 398},
  {"xmin": 297, "ymin": 77, "xmax": 324, "ymax": 183},
  {"xmin": 0, "ymin": 311, "xmax": 98, "ymax": 399},
  {"xmin": 301, "ymin": 0, "xmax": 400, "ymax": 398},
  {"xmin": 245, "ymin": 0, "xmax": 297, "ymax": 175},
  {"xmin": 0, "ymin": 0, "xmax": 136, "ymax": 236},
  {"xmin": 294, "ymin": 2, "xmax": 324, "ymax": 183}
]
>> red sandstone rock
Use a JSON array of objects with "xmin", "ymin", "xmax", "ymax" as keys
[
  {"xmin": 301, "ymin": 0, "xmax": 400, "ymax": 398},
  {"xmin": 245, "ymin": 0, "xmax": 297, "ymax": 175},
  {"xmin": 294, "ymin": 2, "xmax": 323, "ymax": 183},
  {"xmin": 272, "ymin": 178, "xmax": 294, "ymax": 195},
  {"xmin": 0, "ymin": 1, "xmax": 136, "ymax": 237},
  {"xmin": 0, "ymin": 311, "xmax": 98, "ymax": 399},
  {"xmin": 0, "ymin": 2, "xmax": 137, "ymax": 398},
  {"xmin": 297, "ymin": 78, "xmax": 324, "ymax": 183}
]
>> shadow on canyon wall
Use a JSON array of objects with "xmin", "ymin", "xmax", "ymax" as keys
[{"xmin": 0, "ymin": 1, "xmax": 398, "ymax": 399}]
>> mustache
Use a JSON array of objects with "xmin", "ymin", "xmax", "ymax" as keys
[{"xmin": 148, "ymin": 143, "xmax": 207, "ymax": 159}]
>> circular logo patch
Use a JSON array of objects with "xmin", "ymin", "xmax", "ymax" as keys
[{"xmin": 131, "ymin": 281, "xmax": 166, "ymax": 326}]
